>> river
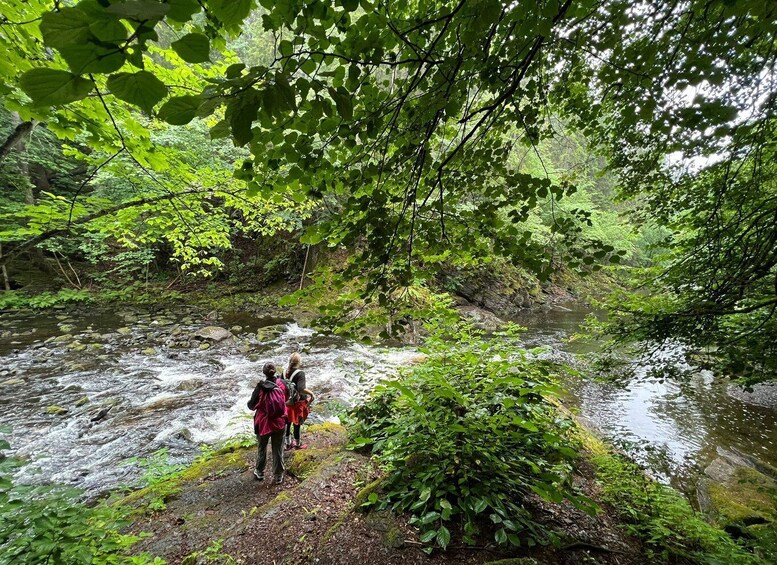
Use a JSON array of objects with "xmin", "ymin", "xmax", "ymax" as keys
[{"xmin": 1, "ymin": 302, "xmax": 776, "ymax": 499}]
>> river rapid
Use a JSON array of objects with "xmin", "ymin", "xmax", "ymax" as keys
[{"xmin": 1, "ymin": 302, "xmax": 776, "ymax": 499}]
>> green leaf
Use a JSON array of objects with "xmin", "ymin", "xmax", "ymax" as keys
[
  {"xmin": 209, "ymin": 120, "xmax": 231, "ymax": 139},
  {"xmin": 419, "ymin": 530, "xmax": 437, "ymax": 543},
  {"xmin": 58, "ymin": 43, "xmax": 126, "ymax": 74},
  {"xmin": 171, "ymin": 33, "xmax": 210, "ymax": 63},
  {"xmin": 472, "ymin": 498, "xmax": 488, "ymax": 513},
  {"xmin": 157, "ymin": 95, "xmax": 202, "ymax": 125},
  {"xmin": 495, "ymin": 527, "xmax": 508, "ymax": 544},
  {"xmin": 226, "ymin": 63, "xmax": 246, "ymax": 78},
  {"xmin": 436, "ymin": 525, "xmax": 451, "ymax": 549},
  {"xmin": 229, "ymin": 95, "xmax": 260, "ymax": 145},
  {"xmin": 209, "ymin": 0, "xmax": 252, "ymax": 28},
  {"xmin": 40, "ymin": 8, "xmax": 92, "ymax": 49},
  {"xmin": 19, "ymin": 69, "xmax": 94, "ymax": 106},
  {"xmin": 0, "ymin": 439, "xmax": 9, "ymax": 450},
  {"xmin": 341, "ymin": 0, "xmax": 360, "ymax": 11},
  {"xmin": 329, "ymin": 86, "xmax": 353, "ymax": 120},
  {"xmin": 89, "ymin": 19, "xmax": 129, "ymax": 43},
  {"xmin": 107, "ymin": 71, "xmax": 167, "ymax": 113},
  {"xmin": 106, "ymin": 0, "xmax": 170, "ymax": 20},
  {"xmin": 166, "ymin": 0, "xmax": 201, "ymax": 22}
]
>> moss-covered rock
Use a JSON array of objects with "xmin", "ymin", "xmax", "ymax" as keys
[{"xmin": 697, "ymin": 448, "xmax": 777, "ymax": 554}]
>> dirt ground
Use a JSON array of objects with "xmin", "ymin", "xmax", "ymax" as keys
[{"xmin": 127, "ymin": 424, "xmax": 646, "ymax": 565}]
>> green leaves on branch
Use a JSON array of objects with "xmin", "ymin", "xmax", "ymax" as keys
[
  {"xmin": 107, "ymin": 71, "xmax": 167, "ymax": 113},
  {"xmin": 171, "ymin": 33, "xmax": 211, "ymax": 63},
  {"xmin": 19, "ymin": 69, "xmax": 94, "ymax": 106},
  {"xmin": 157, "ymin": 95, "xmax": 203, "ymax": 125}
]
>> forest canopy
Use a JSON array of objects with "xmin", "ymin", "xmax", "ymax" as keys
[{"xmin": 1, "ymin": 0, "xmax": 776, "ymax": 380}]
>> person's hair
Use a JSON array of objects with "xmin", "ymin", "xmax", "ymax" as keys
[
  {"xmin": 287, "ymin": 352, "xmax": 301, "ymax": 374},
  {"xmin": 262, "ymin": 362, "xmax": 276, "ymax": 378}
]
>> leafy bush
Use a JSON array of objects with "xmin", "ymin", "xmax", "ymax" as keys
[
  {"xmin": 350, "ymin": 323, "xmax": 595, "ymax": 551},
  {"xmin": 0, "ymin": 433, "xmax": 162, "ymax": 564}
]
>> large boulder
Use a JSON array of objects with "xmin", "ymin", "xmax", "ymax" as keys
[
  {"xmin": 697, "ymin": 448, "xmax": 777, "ymax": 551},
  {"xmin": 193, "ymin": 326, "xmax": 233, "ymax": 342}
]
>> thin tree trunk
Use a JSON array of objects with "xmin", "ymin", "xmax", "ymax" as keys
[
  {"xmin": 299, "ymin": 245, "xmax": 310, "ymax": 290},
  {"xmin": 0, "ymin": 243, "xmax": 10, "ymax": 291}
]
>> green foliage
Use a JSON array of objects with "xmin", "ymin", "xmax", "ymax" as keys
[
  {"xmin": 0, "ymin": 289, "xmax": 94, "ymax": 310},
  {"xmin": 124, "ymin": 448, "xmax": 188, "ymax": 511},
  {"xmin": 350, "ymin": 323, "xmax": 595, "ymax": 550},
  {"xmin": 182, "ymin": 539, "xmax": 238, "ymax": 565},
  {"xmin": 585, "ymin": 435, "xmax": 765, "ymax": 564},
  {"xmin": 0, "ymin": 435, "xmax": 163, "ymax": 564}
]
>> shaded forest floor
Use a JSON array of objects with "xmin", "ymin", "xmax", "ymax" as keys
[{"xmin": 124, "ymin": 424, "xmax": 646, "ymax": 565}]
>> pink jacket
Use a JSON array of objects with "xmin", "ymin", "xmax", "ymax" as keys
[{"xmin": 251, "ymin": 380, "xmax": 287, "ymax": 436}]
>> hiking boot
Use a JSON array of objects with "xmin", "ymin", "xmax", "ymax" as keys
[
  {"xmin": 253, "ymin": 470, "xmax": 264, "ymax": 481},
  {"xmin": 273, "ymin": 475, "xmax": 284, "ymax": 485}
]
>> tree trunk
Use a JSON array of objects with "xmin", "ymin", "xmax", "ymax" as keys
[
  {"xmin": 0, "ymin": 116, "xmax": 34, "ymax": 165},
  {"xmin": 0, "ymin": 243, "xmax": 10, "ymax": 291}
]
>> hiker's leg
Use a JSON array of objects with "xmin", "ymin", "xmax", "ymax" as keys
[
  {"xmin": 271, "ymin": 428, "xmax": 285, "ymax": 481},
  {"xmin": 256, "ymin": 433, "xmax": 269, "ymax": 476},
  {"xmin": 285, "ymin": 421, "xmax": 293, "ymax": 448},
  {"xmin": 293, "ymin": 423, "xmax": 301, "ymax": 443}
]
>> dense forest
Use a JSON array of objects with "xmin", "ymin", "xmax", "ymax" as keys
[{"xmin": 1, "ymin": 1, "xmax": 776, "ymax": 564}]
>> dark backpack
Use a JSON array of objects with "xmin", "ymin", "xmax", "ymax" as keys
[{"xmin": 282, "ymin": 369, "xmax": 302, "ymax": 406}]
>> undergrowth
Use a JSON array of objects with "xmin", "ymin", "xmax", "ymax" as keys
[
  {"xmin": 0, "ymin": 430, "xmax": 163, "ymax": 564},
  {"xmin": 584, "ymin": 433, "xmax": 766, "ymax": 564},
  {"xmin": 349, "ymin": 322, "xmax": 596, "ymax": 551}
]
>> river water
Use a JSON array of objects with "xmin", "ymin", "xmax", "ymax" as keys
[{"xmin": 1, "ymin": 302, "xmax": 776, "ymax": 498}]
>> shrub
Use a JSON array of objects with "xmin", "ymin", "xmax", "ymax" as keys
[
  {"xmin": 0, "ymin": 434, "xmax": 162, "ymax": 564},
  {"xmin": 350, "ymin": 323, "xmax": 595, "ymax": 551}
]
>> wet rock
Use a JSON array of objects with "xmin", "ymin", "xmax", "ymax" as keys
[
  {"xmin": 116, "ymin": 327, "xmax": 133, "ymax": 336},
  {"xmin": 75, "ymin": 396, "xmax": 89, "ymax": 407},
  {"xmin": 255, "ymin": 324, "xmax": 286, "ymax": 343},
  {"xmin": 230, "ymin": 325, "xmax": 243, "ymax": 333},
  {"xmin": 67, "ymin": 342, "xmax": 87, "ymax": 352},
  {"xmin": 176, "ymin": 379, "xmax": 204, "ymax": 392},
  {"xmin": 58, "ymin": 323, "xmax": 75, "ymax": 333},
  {"xmin": 90, "ymin": 406, "xmax": 113, "ymax": 422},
  {"xmin": 53, "ymin": 333, "xmax": 73, "ymax": 344},
  {"xmin": 456, "ymin": 304, "xmax": 503, "ymax": 331},
  {"xmin": 727, "ymin": 382, "xmax": 777, "ymax": 409},
  {"xmin": 198, "ymin": 342, "xmax": 211, "ymax": 351},
  {"xmin": 238, "ymin": 344, "xmax": 252, "ymax": 354},
  {"xmin": 1, "ymin": 378, "xmax": 24, "ymax": 386},
  {"xmin": 193, "ymin": 326, "xmax": 233, "ymax": 342},
  {"xmin": 142, "ymin": 347, "xmax": 157, "ymax": 355},
  {"xmin": 46, "ymin": 405, "xmax": 68, "ymax": 415}
]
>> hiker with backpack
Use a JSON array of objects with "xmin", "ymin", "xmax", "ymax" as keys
[
  {"xmin": 283, "ymin": 352, "xmax": 314, "ymax": 450},
  {"xmin": 247, "ymin": 362, "xmax": 287, "ymax": 485}
]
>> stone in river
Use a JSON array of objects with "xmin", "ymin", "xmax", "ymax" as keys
[
  {"xmin": 46, "ymin": 405, "xmax": 68, "ymax": 415},
  {"xmin": 116, "ymin": 327, "xmax": 133, "ymax": 336},
  {"xmin": 193, "ymin": 326, "xmax": 233, "ymax": 342},
  {"xmin": 142, "ymin": 347, "xmax": 157, "ymax": 355},
  {"xmin": 198, "ymin": 342, "xmax": 211, "ymax": 351}
]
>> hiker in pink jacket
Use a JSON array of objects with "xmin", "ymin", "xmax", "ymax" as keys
[{"xmin": 247, "ymin": 362, "xmax": 287, "ymax": 484}]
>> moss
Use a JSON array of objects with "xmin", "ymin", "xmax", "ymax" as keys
[
  {"xmin": 707, "ymin": 467, "xmax": 776, "ymax": 524},
  {"xmin": 306, "ymin": 422, "xmax": 346, "ymax": 435},
  {"xmin": 353, "ymin": 478, "xmax": 383, "ymax": 508},
  {"xmin": 286, "ymin": 447, "xmax": 336, "ymax": 480},
  {"xmin": 118, "ymin": 449, "xmax": 249, "ymax": 513}
]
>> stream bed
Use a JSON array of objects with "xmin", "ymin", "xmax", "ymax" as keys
[{"xmin": 1, "ymin": 302, "xmax": 776, "ymax": 499}]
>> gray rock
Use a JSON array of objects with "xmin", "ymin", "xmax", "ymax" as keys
[
  {"xmin": 141, "ymin": 347, "xmax": 157, "ymax": 355},
  {"xmin": 116, "ymin": 327, "xmax": 133, "ymax": 336},
  {"xmin": 193, "ymin": 326, "xmax": 233, "ymax": 342},
  {"xmin": 198, "ymin": 342, "xmax": 211, "ymax": 351}
]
